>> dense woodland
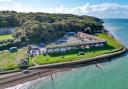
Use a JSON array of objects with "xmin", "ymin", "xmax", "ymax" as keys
[{"xmin": 0, "ymin": 11, "xmax": 104, "ymax": 49}]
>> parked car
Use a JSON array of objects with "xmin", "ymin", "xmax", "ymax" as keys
[{"xmin": 9, "ymin": 47, "xmax": 17, "ymax": 52}]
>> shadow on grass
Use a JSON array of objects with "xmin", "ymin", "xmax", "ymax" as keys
[{"xmin": 48, "ymin": 44, "xmax": 115, "ymax": 57}]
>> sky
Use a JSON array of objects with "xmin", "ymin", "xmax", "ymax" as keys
[{"xmin": 0, "ymin": 0, "xmax": 128, "ymax": 18}]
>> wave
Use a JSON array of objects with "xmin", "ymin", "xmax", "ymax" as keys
[{"xmin": 5, "ymin": 82, "xmax": 31, "ymax": 89}]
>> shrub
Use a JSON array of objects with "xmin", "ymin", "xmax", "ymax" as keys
[
  {"xmin": 79, "ymin": 51, "xmax": 85, "ymax": 55},
  {"xmin": 18, "ymin": 59, "xmax": 29, "ymax": 69}
]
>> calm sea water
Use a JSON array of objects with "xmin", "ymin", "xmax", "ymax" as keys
[{"xmin": 8, "ymin": 19, "xmax": 128, "ymax": 89}]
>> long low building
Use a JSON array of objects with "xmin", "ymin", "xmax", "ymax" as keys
[{"xmin": 46, "ymin": 32, "xmax": 107, "ymax": 53}]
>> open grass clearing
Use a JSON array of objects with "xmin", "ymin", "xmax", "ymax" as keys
[
  {"xmin": 0, "ymin": 34, "xmax": 13, "ymax": 41},
  {"xmin": 0, "ymin": 48, "xmax": 27, "ymax": 71}
]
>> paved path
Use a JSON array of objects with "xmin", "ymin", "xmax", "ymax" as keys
[{"xmin": 32, "ymin": 56, "xmax": 40, "ymax": 66}]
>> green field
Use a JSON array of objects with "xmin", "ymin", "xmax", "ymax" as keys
[
  {"xmin": 0, "ymin": 34, "xmax": 13, "ymax": 41},
  {"xmin": 0, "ymin": 48, "xmax": 27, "ymax": 71},
  {"xmin": 33, "ymin": 33, "xmax": 123, "ymax": 65}
]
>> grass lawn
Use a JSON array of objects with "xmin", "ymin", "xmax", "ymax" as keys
[
  {"xmin": 95, "ymin": 33, "xmax": 122, "ymax": 49},
  {"xmin": 0, "ymin": 33, "xmax": 123, "ymax": 71},
  {"xmin": 0, "ymin": 34, "xmax": 13, "ymax": 41},
  {"xmin": 0, "ymin": 48, "xmax": 27, "ymax": 71},
  {"xmin": 29, "ymin": 57, "xmax": 35, "ymax": 67},
  {"xmin": 33, "ymin": 33, "xmax": 123, "ymax": 65}
]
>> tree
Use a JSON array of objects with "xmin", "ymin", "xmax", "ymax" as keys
[
  {"xmin": 84, "ymin": 27, "xmax": 92, "ymax": 33},
  {"xmin": 0, "ymin": 11, "xmax": 104, "ymax": 49},
  {"xmin": 18, "ymin": 58, "xmax": 29, "ymax": 69},
  {"xmin": 13, "ymin": 28, "xmax": 24, "ymax": 38}
]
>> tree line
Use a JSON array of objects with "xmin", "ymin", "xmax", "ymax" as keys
[{"xmin": 0, "ymin": 10, "xmax": 104, "ymax": 49}]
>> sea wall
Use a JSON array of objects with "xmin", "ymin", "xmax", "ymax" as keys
[{"xmin": 30, "ymin": 47, "xmax": 127, "ymax": 70}]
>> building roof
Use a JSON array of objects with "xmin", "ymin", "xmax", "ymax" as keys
[
  {"xmin": 76, "ymin": 32, "xmax": 106, "ymax": 42},
  {"xmin": 46, "ymin": 32, "xmax": 107, "ymax": 49},
  {"xmin": 66, "ymin": 32, "xmax": 76, "ymax": 35}
]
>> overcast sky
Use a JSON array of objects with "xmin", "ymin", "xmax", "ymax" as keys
[{"xmin": 0, "ymin": 0, "xmax": 128, "ymax": 18}]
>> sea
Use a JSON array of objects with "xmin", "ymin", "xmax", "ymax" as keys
[{"xmin": 7, "ymin": 19, "xmax": 128, "ymax": 89}]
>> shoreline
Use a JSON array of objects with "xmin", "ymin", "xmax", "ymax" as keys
[{"xmin": 0, "ymin": 46, "xmax": 127, "ymax": 89}]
